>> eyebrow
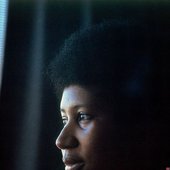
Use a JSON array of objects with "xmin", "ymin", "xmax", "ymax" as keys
[{"xmin": 60, "ymin": 104, "xmax": 89, "ymax": 113}]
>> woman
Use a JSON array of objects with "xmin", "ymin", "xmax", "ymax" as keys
[{"xmin": 48, "ymin": 20, "xmax": 169, "ymax": 170}]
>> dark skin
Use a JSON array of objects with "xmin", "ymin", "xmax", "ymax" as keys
[{"xmin": 56, "ymin": 85, "xmax": 135, "ymax": 170}]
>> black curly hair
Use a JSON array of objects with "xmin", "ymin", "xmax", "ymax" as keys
[{"xmin": 48, "ymin": 20, "xmax": 152, "ymax": 113}]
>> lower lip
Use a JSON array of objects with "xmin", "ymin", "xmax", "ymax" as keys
[{"xmin": 65, "ymin": 162, "xmax": 84, "ymax": 170}]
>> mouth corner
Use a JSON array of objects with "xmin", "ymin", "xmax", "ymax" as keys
[
  {"xmin": 65, "ymin": 162, "xmax": 85, "ymax": 170},
  {"xmin": 63, "ymin": 155, "xmax": 85, "ymax": 170}
]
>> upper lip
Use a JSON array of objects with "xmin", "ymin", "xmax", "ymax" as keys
[{"xmin": 63, "ymin": 155, "xmax": 84, "ymax": 166}]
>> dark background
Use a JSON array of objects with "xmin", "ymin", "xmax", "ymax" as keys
[{"xmin": 1, "ymin": 1, "xmax": 170, "ymax": 170}]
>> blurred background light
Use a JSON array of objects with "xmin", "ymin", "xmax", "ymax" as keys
[
  {"xmin": 14, "ymin": 0, "xmax": 45, "ymax": 170},
  {"xmin": 0, "ymin": 0, "xmax": 9, "ymax": 93}
]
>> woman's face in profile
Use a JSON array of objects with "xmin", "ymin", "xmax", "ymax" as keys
[{"xmin": 56, "ymin": 85, "xmax": 120, "ymax": 170}]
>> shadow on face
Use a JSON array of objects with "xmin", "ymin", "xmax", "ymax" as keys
[{"xmin": 55, "ymin": 85, "xmax": 163, "ymax": 170}]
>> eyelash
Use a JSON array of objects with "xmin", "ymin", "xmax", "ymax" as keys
[
  {"xmin": 61, "ymin": 112, "xmax": 93, "ymax": 126},
  {"xmin": 62, "ymin": 116, "xmax": 68, "ymax": 126},
  {"xmin": 77, "ymin": 112, "xmax": 93, "ymax": 122}
]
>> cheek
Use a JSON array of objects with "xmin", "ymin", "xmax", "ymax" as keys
[
  {"xmin": 78, "ymin": 121, "xmax": 112, "ymax": 155},
  {"xmin": 78, "ymin": 122, "xmax": 116, "ymax": 170}
]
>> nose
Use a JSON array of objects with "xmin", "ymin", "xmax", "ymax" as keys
[{"xmin": 56, "ymin": 125, "xmax": 79, "ymax": 150}]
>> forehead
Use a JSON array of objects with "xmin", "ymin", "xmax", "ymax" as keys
[{"xmin": 60, "ymin": 85, "xmax": 94, "ymax": 109}]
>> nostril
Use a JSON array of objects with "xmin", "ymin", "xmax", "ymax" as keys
[
  {"xmin": 55, "ymin": 124, "xmax": 79, "ymax": 149},
  {"xmin": 55, "ymin": 132, "xmax": 79, "ymax": 150}
]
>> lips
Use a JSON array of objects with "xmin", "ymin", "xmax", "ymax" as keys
[{"xmin": 63, "ymin": 156, "xmax": 85, "ymax": 170}]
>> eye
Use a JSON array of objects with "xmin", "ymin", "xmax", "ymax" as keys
[
  {"xmin": 62, "ymin": 116, "xmax": 68, "ymax": 126},
  {"xmin": 77, "ymin": 112, "xmax": 93, "ymax": 127},
  {"xmin": 78, "ymin": 112, "xmax": 92, "ymax": 121}
]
